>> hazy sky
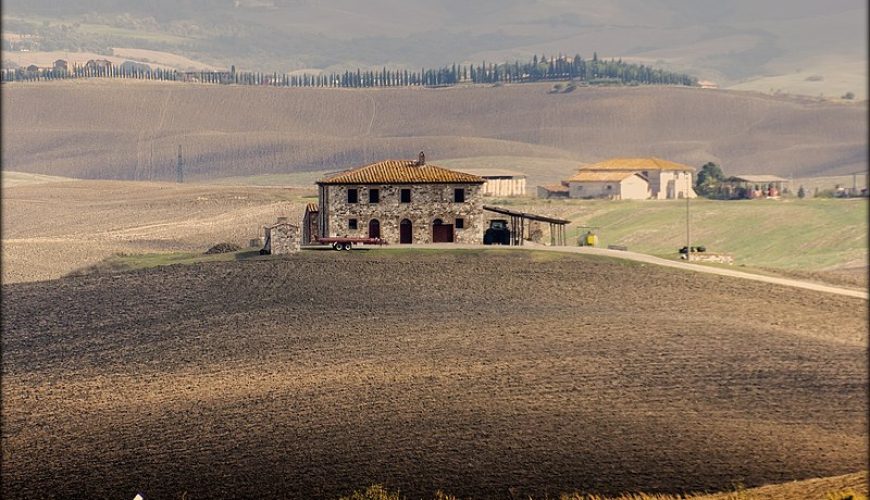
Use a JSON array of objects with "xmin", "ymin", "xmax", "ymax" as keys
[{"xmin": 3, "ymin": 0, "xmax": 866, "ymax": 94}]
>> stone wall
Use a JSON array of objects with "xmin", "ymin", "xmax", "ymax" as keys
[
  {"xmin": 266, "ymin": 223, "xmax": 300, "ymax": 254},
  {"xmin": 323, "ymin": 183, "xmax": 484, "ymax": 244},
  {"xmin": 685, "ymin": 252, "xmax": 734, "ymax": 264},
  {"xmin": 302, "ymin": 209, "xmax": 319, "ymax": 244}
]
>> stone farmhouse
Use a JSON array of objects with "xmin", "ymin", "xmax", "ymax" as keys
[
  {"xmin": 315, "ymin": 153, "xmax": 485, "ymax": 244},
  {"xmin": 575, "ymin": 157, "xmax": 696, "ymax": 199},
  {"xmin": 564, "ymin": 171, "xmax": 649, "ymax": 200}
]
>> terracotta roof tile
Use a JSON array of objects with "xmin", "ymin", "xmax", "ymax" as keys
[
  {"xmin": 318, "ymin": 160, "xmax": 485, "ymax": 185},
  {"xmin": 461, "ymin": 168, "xmax": 528, "ymax": 178},
  {"xmin": 566, "ymin": 171, "xmax": 645, "ymax": 183},
  {"xmin": 584, "ymin": 157, "xmax": 695, "ymax": 172}
]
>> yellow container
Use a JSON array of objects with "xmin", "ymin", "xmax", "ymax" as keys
[{"xmin": 585, "ymin": 232, "xmax": 598, "ymax": 247}]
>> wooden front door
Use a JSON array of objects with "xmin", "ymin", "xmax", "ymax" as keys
[
  {"xmin": 368, "ymin": 219, "xmax": 380, "ymax": 238},
  {"xmin": 400, "ymin": 219, "xmax": 412, "ymax": 244},
  {"xmin": 432, "ymin": 221, "xmax": 454, "ymax": 243}
]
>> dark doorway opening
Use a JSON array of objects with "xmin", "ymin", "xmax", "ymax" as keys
[
  {"xmin": 432, "ymin": 218, "xmax": 454, "ymax": 243},
  {"xmin": 400, "ymin": 219, "xmax": 413, "ymax": 244},
  {"xmin": 368, "ymin": 219, "xmax": 381, "ymax": 239}
]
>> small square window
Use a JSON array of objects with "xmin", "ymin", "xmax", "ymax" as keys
[
  {"xmin": 454, "ymin": 188, "xmax": 465, "ymax": 203},
  {"xmin": 369, "ymin": 188, "xmax": 380, "ymax": 203},
  {"xmin": 455, "ymin": 218, "xmax": 465, "ymax": 229},
  {"xmin": 348, "ymin": 218, "xmax": 358, "ymax": 230},
  {"xmin": 347, "ymin": 188, "xmax": 358, "ymax": 203},
  {"xmin": 400, "ymin": 188, "xmax": 411, "ymax": 203}
]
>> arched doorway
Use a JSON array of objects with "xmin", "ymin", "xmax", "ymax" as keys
[
  {"xmin": 400, "ymin": 219, "xmax": 413, "ymax": 244},
  {"xmin": 432, "ymin": 218, "xmax": 454, "ymax": 243},
  {"xmin": 368, "ymin": 219, "xmax": 380, "ymax": 239}
]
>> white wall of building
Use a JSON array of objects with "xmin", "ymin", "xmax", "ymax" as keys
[
  {"xmin": 568, "ymin": 175, "xmax": 649, "ymax": 200},
  {"xmin": 659, "ymin": 171, "xmax": 696, "ymax": 199},
  {"xmin": 481, "ymin": 177, "xmax": 526, "ymax": 197}
]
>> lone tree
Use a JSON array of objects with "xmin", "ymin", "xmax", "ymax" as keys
[
  {"xmin": 695, "ymin": 162, "xmax": 725, "ymax": 198},
  {"xmin": 798, "ymin": 185, "xmax": 806, "ymax": 198}
]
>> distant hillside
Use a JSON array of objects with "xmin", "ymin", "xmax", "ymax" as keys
[
  {"xmin": 2, "ymin": 0, "xmax": 865, "ymax": 98},
  {"xmin": 2, "ymin": 80, "xmax": 866, "ymax": 184}
]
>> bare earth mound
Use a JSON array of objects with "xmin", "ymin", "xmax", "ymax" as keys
[{"xmin": 2, "ymin": 250, "xmax": 866, "ymax": 499}]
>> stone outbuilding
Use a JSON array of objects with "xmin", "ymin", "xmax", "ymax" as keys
[
  {"xmin": 262, "ymin": 217, "xmax": 300, "ymax": 254},
  {"xmin": 564, "ymin": 171, "xmax": 650, "ymax": 200},
  {"xmin": 316, "ymin": 153, "xmax": 485, "ymax": 244},
  {"xmin": 302, "ymin": 203, "xmax": 319, "ymax": 244}
]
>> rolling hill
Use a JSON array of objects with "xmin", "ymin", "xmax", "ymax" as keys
[
  {"xmin": 2, "ymin": 80, "xmax": 866, "ymax": 185},
  {"xmin": 2, "ymin": 250, "xmax": 866, "ymax": 498},
  {"xmin": 3, "ymin": 0, "xmax": 866, "ymax": 98}
]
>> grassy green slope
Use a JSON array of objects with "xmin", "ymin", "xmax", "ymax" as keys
[{"xmin": 564, "ymin": 199, "xmax": 867, "ymax": 270}]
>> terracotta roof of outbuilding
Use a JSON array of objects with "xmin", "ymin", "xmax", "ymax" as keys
[
  {"xmin": 583, "ymin": 157, "xmax": 695, "ymax": 172},
  {"xmin": 317, "ymin": 160, "xmax": 484, "ymax": 185},
  {"xmin": 566, "ymin": 171, "xmax": 647, "ymax": 183},
  {"xmin": 461, "ymin": 168, "xmax": 528, "ymax": 178},
  {"xmin": 305, "ymin": 202, "xmax": 318, "ymax": 213}
]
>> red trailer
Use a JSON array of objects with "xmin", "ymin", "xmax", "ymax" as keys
[{"xmin": 314, "ymin": 236, "xmax": 387, "ymax": 250}]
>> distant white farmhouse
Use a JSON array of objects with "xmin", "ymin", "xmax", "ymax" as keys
[
  {"xmin": 573, "ymin": 157, "xmax": 696, "ymax": 199},
  {"xmin": 565, "ymin": 171, "xmax": 649, "ymax": 200}
]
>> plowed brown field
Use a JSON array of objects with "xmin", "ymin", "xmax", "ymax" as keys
[
  {"xmin": 3, "ymin": 81, "xmax": 866, "ymax": 184},
  {"xmin": 2, "ymin": 250, "xmax": 866, "ymax": 499}
]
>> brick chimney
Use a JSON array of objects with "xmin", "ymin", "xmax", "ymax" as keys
[{"xmin": 417, "ymin": 151, "xmax": 425, "ymax": 166}]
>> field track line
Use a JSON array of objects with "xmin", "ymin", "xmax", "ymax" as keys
[
  {"xmin": 365, "ymin": 92, "xmax": 376, "ymax": 136},
  {"xmin": 405, "ymin": 244, "xmax": 869, "ymax": 300}
]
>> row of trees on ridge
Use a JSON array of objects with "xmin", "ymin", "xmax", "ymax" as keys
[{"xmin": 1, "ymin": 52, "xmax": 697, "ymax": 88}]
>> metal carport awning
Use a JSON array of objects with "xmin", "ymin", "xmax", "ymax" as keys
[{"xmin": 483, "ymin": 205, "xmax": 571, "ymax": 246}]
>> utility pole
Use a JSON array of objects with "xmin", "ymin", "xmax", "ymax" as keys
[
  {"xmin": 686, "ymin": 170, "xmax": 691, "ymax": 261},
  {"xmin": 176, "ymin": 145, "xmax": 183, "ymax": 183}
]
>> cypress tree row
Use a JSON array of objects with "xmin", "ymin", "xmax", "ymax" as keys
[{"xmin": 1, "ymin": 53, "xmax": 697, "ymax": 88}]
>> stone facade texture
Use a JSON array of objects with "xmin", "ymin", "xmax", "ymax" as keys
[
  {"xmin": 319, "ymin": 183, "xmax": 484, "ymax": 244},
  {"xmin": 265, "ymin": 222, "xmax": 300, "ymax": 254}
]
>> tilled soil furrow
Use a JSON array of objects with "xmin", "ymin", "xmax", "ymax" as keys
[{"xmin": 1, "ymin": 252, "xmax": 866, "ymax": 499}]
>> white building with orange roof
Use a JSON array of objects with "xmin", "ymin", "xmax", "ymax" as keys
[
  {"xmin": 576, "ymin": 157, "xmax": 697, "ymax": 199},
  {"xmin": 564, "ymin": 171, "xmax": 650, "ymax": 200}
]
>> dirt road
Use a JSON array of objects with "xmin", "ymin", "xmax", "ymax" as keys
[{"xmin": 405, "ymin": 244, "xmax": 869, "ymax": 299}]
